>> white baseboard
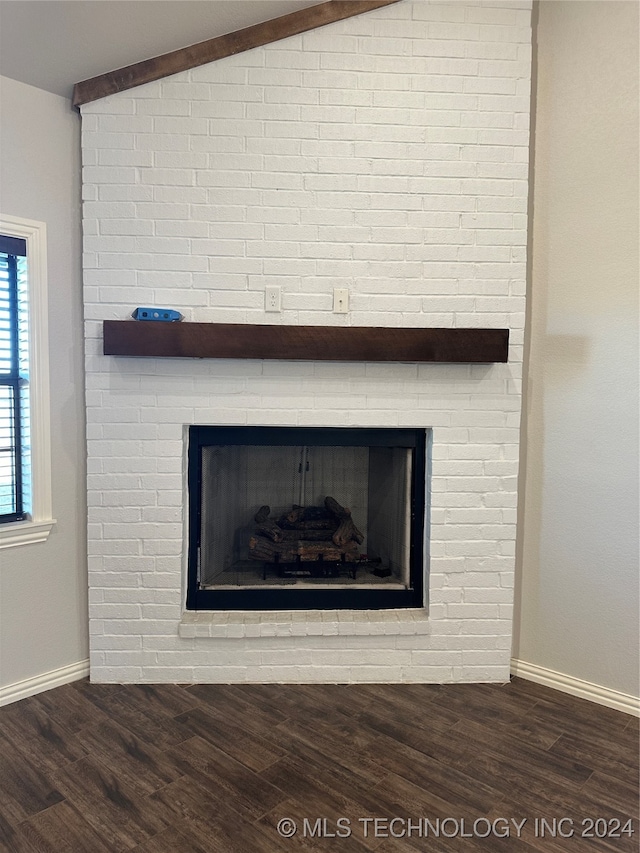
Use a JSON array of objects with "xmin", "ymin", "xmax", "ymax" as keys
[
  {"xmin": 0, "ymin": 659, "xmax": 90, "ymax": 707},
  {"xmin": 511, "ymin": 658, "xmax": 640, "ymax": 717},
  {"xmin": 1, "ymin": 657, "xmax": 637, "ymax": 716}
]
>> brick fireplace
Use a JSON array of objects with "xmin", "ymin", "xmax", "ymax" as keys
[
  {"xmin": 185, "ymin": 425, "xmax": 428, "ymax": 611},
  {"xmin": 81, "ymin": 0, "xmax": 531, "ymax": 683}
]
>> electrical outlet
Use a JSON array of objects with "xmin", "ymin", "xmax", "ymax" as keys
[
  {"xmin": 265, "ymin": 285, "xmax": 281, "ymax": 312},
  {"xmin": 333, "ymin": 288, "xmax": 349, "ymax": 314}
]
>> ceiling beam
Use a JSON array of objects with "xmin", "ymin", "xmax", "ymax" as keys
[{"xmin": 73, "ymin": 0, "xmax": 402, "ymax": 108}]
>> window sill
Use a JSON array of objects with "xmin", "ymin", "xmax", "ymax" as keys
[{"xmin": 0, "ymin": 518, "xmax": 56, "ymax": 550}]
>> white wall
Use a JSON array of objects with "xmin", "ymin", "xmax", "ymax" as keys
[
  {"xmin": 513, "ymin": 1, "xmax": 639, "ymax": 699},
  {"xmin": 80, "ymin": 0, "xmax": 530, "ymax": 685},
  {"xmin": 0, "ymin": 76, "xmax": 88, "ymax": 694}
]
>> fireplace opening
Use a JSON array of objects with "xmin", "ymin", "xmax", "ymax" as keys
[{"xmin": 186, "ymin": 426, "xmax": 428, "ymax": 610}]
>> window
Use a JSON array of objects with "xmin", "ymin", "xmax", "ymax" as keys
[
  {"xmin": 0, "ymin": 235, "xmax": 28, "ymax": 521},
  {"xmin": 0, "ymin": 215, "xmax": 54, "ymax": 549}
]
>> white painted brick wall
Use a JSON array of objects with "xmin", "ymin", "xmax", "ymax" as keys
[{"xmin": 81, "ymin": 0, "xmax": 532, "ymax": 684}]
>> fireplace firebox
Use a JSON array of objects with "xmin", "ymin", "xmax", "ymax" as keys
[{"xmin": 186, "ymin": 426, "xmax": 428, "ymax": 610}]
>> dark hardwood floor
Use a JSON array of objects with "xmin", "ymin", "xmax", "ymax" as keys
[{"xmin": 0, "ymin": 678, "xmax": 637, "ymax": 852}]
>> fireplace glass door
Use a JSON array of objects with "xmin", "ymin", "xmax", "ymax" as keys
[{"xmin": 187, "ymin": 427, "xmax": 427, "ymax": 610}]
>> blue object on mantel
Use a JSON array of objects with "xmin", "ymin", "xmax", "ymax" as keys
[{"xmin": 132, "ymin": 307, "xmax": 183, "ymax": 322}]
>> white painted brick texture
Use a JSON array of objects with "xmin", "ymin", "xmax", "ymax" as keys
[{"xmin": 81, "ymin": 0, "xmax": 532, "ymax": 684}]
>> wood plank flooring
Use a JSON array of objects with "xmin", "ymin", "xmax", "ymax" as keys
[{"xmin": 0, "ymin": 678, "xmax": 637, "ymax": 852}]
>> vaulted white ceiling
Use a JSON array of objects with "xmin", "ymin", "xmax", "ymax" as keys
[{"xmin": 0, "ymin": 0, "xmax": 318, "ymax": 99}]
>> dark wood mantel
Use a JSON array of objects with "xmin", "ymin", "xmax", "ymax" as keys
[{"xmin": 103, "ymin": 321, "xmax": 509, "ymax": 363}]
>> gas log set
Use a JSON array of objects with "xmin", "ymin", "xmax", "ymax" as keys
[{"xmin": 248, "ymin": 496, "xmax": 380, "ymax": 580}]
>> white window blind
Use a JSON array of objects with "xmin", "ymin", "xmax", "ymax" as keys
[{"xmin": 0, "ymin": 235, "xmax": 28, "ymax": 523}]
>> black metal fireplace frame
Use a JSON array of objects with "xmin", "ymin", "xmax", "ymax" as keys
[{"xmin": 186, "ymin": 426, "xmax": 427, "ymax": 611}]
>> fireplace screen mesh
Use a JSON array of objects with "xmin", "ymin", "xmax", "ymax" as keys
[{"xmin": 199, "ymin": 443, "xmax": 412, "ymax": 589}]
